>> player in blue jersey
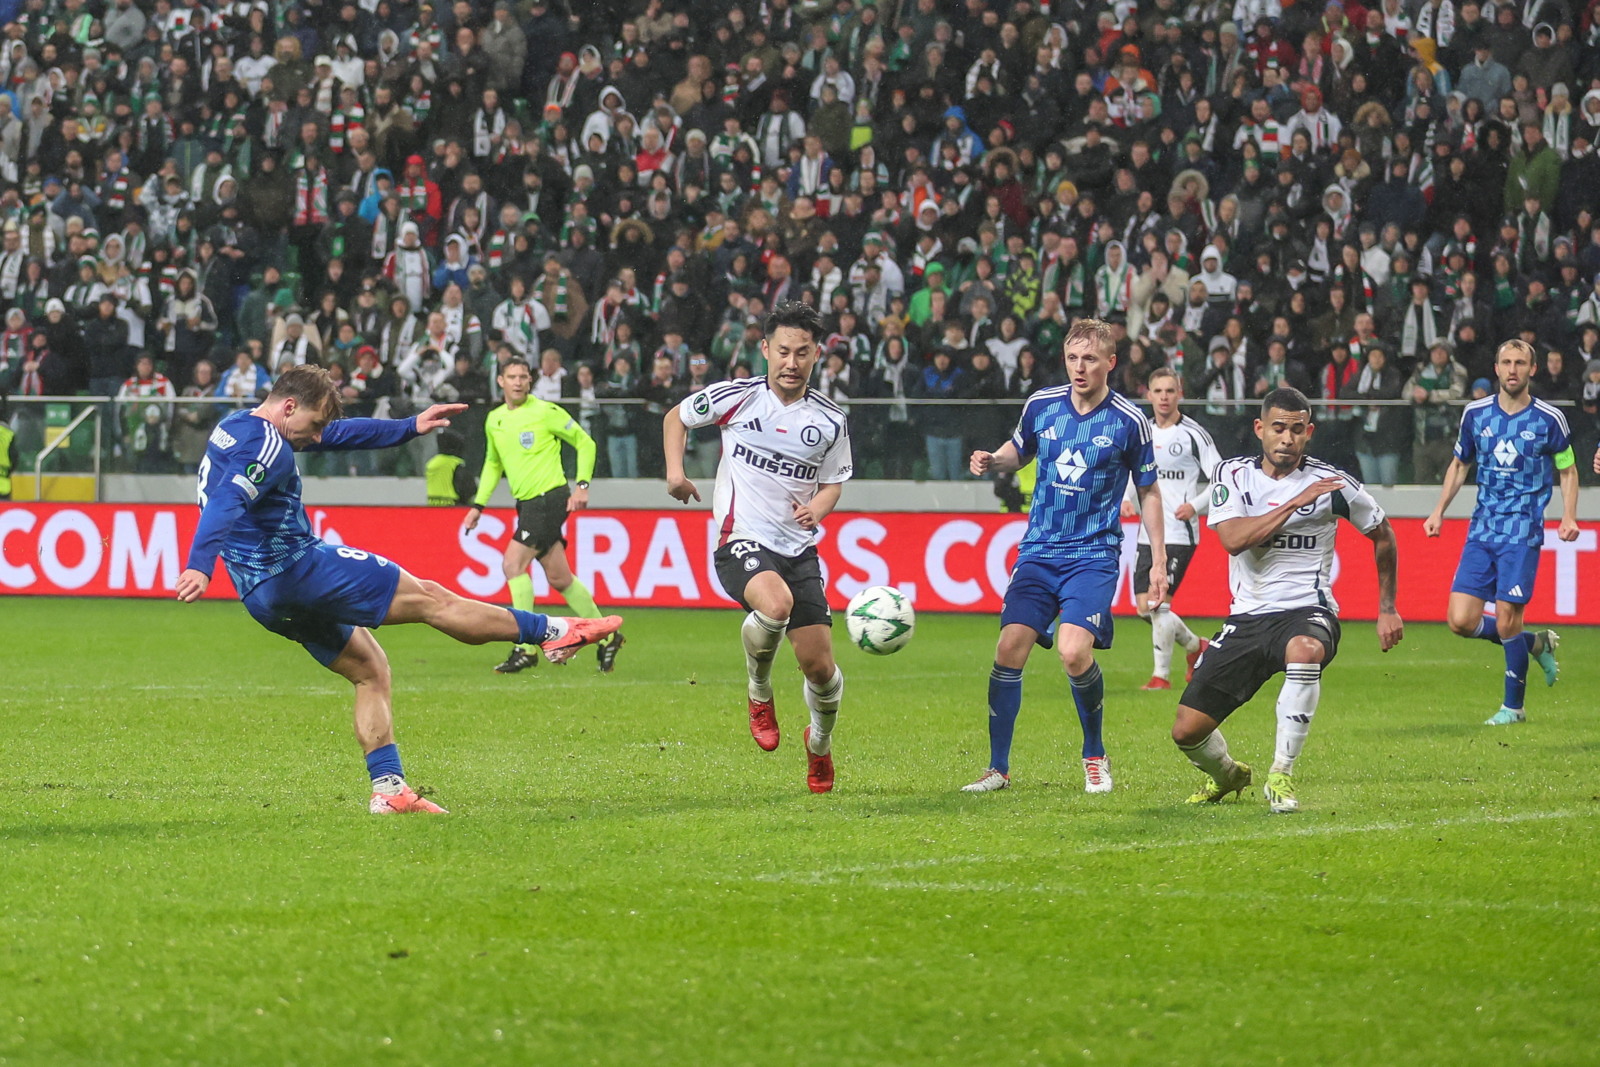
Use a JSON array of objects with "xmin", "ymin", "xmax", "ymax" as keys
[
  {"xmin": 962, "ymin": 318, "xmax": 1166, "ymax": 795},
  {"xmin": 177, "ymin": 366, "xmax": 622, "ymax": 813},
  {"xmin": 1424, "ymin": 340, "xmax": 1579, "ymax": 726}
]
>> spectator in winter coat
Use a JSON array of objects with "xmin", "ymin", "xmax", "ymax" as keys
[
  {"xmin": 216, "ymin": 349, "xmax": 272, "ymax": 401},
  {"xmin": 1406, "ymin": 339, "xmax": 1468, "ymax": 483},
  {"xmin": 1505, "ymin": 121, "xmax": 1561, "ymax": 214},
  {"xmin": 1342, "ymin": 344, "xmax": 1408, "ymax": 485}
]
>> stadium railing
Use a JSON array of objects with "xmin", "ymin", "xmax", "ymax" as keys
[{"xmin": 1, "ymin": 394, "xmax": 1578, "ymax": 500}]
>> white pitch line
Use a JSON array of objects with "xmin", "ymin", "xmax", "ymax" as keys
[{"xmin": 745, "ymin": 808, "xmax": 1591, "ymax": 886}]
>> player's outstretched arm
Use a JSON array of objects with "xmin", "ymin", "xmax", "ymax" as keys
[
  {"xmin": 663, "ymin": 407, "xmax": 699, "ymax": 503},
  {"xmin": 1423, "ymin": 457, "xmax": 1471, "ymax": 537},
  {"xmin": 970, "ymin": 441, "xmax": 1023, "ymax": 477},
  {"xmin": 309, "ymin": 405, "xmax": 467, "ymax": 452},
  {"xmin": 415, "ymin": 403, "xmax": 468, "ymax": 434},
  {"xmin": 1367, "ymin": 518, "xmax": 1404, "ymax": 651},
  {"xmin": 1212, "ymin": 476, "xmax": 1345, "ymax": 555}
]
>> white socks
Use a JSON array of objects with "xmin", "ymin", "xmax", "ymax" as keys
[
  {"xmin": 1147, "ymin": 608, "xmax": 1173, "ymax": 679},
  {"xmin": 1150, "ymin": 607, "xmax": 1200, "ymax": 680},
  {"xmin": 803, "ymin": 666, "xmax": 844, "ymax": 756},
  {"xmin": 1272, "ymin": 663, "xmax": 1321, "ymax": 774},
  {"xmin": 741, "ymin": 610, "xmax": 785, "ymax": 702},
  {"xmin": 1178, "ymin": 729, "xmax": 1235, "ymax": 780},
  {"xmin": 1168, "ymin": 610, "xmax": 1200, "ymax": 654}
]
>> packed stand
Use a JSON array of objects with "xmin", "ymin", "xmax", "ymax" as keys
[{"xmin": 0, "ymin": 0, "xmax": 1598, "ymax": 486}]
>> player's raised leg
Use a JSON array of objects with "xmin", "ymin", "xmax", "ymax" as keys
[
  {"xmin": 541, "ymin": 541, "xmax": 623, "ymax": 672},
  {"xmin": 383, "ymin": 569, "xmax": 621, "ymax": 663},
  {"xmin": 790, "ymin": 623, "xmax": 841, "ymax": 793},
  {"xmin": 1172, "ymin": 611, "xmax": 1207, "ymax": 681},
  {"xmin": 739, "ymin": 570, "xmax": 793, "ymax": 751},
  {"xmin": 1446, "ymin": 585, "xmax": 1554, "ymax": 726},
  {"xmin": 325, "ymin": 627, "xmax": 448, "ymax": 814},
  {"xmin": 1264, "ymin": 636, "xmax": 1327, "ymax": 814}
]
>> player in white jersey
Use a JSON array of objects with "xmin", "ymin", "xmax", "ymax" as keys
[
  {"xmin": 1171, "ymin": 388, "xmax": 1404, "ymax": 814},
  {"xmin": 1121, "ymin": 368, "xmax": 1226, "ymax": 690},
  {"xmin": 663, "ymin": 301, "xmax": 852, "ymax": 793}
]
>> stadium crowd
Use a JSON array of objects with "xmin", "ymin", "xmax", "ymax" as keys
[{"xmin": 1, "ymin": 0, "xmax": 1599, "ymax": 486}]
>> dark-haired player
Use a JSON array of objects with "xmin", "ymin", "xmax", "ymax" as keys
[
  {"xmin": 663, "ymin": 301, "xmax": 852, "ymax": 793},
  {"xmin": 178, "ymin": 365, "xmax": 622, "ymax": 814},
  {"xmin": 462, "ymin": 356, "xmax": 621, "ymax": 675},
  {"xmin": 1172, "ymin": 387, "xmax": 1403, "ymax": 814}
]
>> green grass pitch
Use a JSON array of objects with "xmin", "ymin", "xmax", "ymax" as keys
[{"xmin": 2, "ymin": 598, "xmax": 1596, "ymax": 1065}]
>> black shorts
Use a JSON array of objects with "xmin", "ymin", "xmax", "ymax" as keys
[
  {"xmin": 1133, "ymin": 543, "xmax": 1197, "ymax": 597},
  {"xmin": 513, "ymin": 486, "xmax": 570, "ymax": 554},
  {"xmin": 713, "ymin": 540, "xmax": 832, "ymax": 631},
  {"xmin": 1179, "ymin": 606, "xmax": 1342, "ymax": 722}
]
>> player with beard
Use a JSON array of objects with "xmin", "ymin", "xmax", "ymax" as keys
[{"xmin": 1172, "ymin": 387, "xmax": 1403, "ymax": 813}]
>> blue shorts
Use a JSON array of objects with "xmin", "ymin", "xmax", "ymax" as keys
[
  {"xmin": 241, "ymin": 543, "xmax": 401, "ymax": 665},
  {"xmin": 1000, "ymin": 555, "xmax": 1119, "ymax": 650},
  {"xmin": 1451, "ymin": 540, "xmax": 1541, "ymax": 605}
]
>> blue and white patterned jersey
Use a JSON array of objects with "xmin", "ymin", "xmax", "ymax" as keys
[
  {"xmin": 1011, "ymin": 386, "xmax": 1157, "ymax": 561},
  {"xmin": 185, "ymin": 409, "xmax": 418, "ymax": 594},
  {"xmin": 1454, "ymin": 396, "xmax": 1572, "ymax": 547}
]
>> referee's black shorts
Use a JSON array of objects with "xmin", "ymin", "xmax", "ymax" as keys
[
  {"xmin": 1179, "ymin": 606, "xmax": 1341, "ymax": 722},
  {"xmin": 513, "ymin": 485, "xmax": 570, "ymax": 555}
]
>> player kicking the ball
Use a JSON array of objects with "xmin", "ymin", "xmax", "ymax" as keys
[
  {"xmin": 663, "ymin": 301, "xmax": 852, "ymax": 793},
  {"xmin": 963, "ymin": 317, "xmax": 1166, "ymax": 795},
  {"xmin": 1121, "ymin": 367, "xmax": 1224, "ymax": 690},
  {"xmin": 178, "ymin": 366, "xmax": 622, "ymax": 814},
  {"xmin": 1424, "ymin": 339, "xmax": 1577, "ymax": 725},
  {"xmin": 1172, "ymin": 388, "xmax": 1402, "ymax": 814}
]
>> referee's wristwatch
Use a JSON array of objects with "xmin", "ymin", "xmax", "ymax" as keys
[{"xmin": 575, "ymin": 480, "xmax": 590, "ymax": 490}]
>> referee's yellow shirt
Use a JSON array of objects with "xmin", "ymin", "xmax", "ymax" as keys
[{"xmin": 474, "ymin": 398, "xmax": 597, "ymax": 506}]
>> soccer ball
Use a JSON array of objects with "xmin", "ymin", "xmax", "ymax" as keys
[{"xmin": 845, "ymin": 585, "xmax": 915, "ymax": 655}]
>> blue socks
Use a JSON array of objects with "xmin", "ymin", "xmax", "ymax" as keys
[
  {"xmin": 1503, "ymin": 631, "xmax": 1534, "ymax": 710},
  {"xmin": 984, "ymin": 659, "xmax": 1107, "ymax": 771},
  {"xmin": 1469, "ymin": 617, "xmax": 1503, "ymax": 645},
  {"xmin": 1070, "ymin": 661, "xmax": 1106, "ymax": 759},
  {"xmin": 986, "ymin": 664, "xmax": 1023, "ymax": 774},
  {"xmin": 365, "ymin": 743, "xmax": 403, "ymax": 782},
  {"xmin": 1469, "ymin": 619, "xmax": 1536, "ymax": 709},
  {"xmin": 509, "ymin": 608, "xmax": 550, "ymax": 646}
]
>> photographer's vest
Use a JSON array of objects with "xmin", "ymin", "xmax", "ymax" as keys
[
  {"xmin": 425, "ymin": 452, "xmax": 463, "ymax": 506},
  {"xmin": 0, "ymin": 421, "xmax": 14, "ymax": 497}
]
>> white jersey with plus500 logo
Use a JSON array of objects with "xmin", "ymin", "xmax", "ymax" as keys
[
  {"xmin": 1207, "ymin": 455, "xmax": 1385, "ymax": 616},
  {"xmin": 678, "ymin": 378, "xmax": 852, "ymax": 557},
  {"xmin": 1125, "ymin": 415, "xmax": 1225, "ymax": 546}
]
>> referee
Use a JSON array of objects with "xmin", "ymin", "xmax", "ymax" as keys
[{"xmin": 462, "ymin": 356, "xmax": 622, "ymax": 673}]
